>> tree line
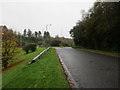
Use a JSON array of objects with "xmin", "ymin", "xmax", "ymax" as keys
[
  {"xmin": 23, "ymin": 29, "xmax": 51, "ymax": 38},
  {"xmin": 23, "ymin": 29, "xmax": 41, "ymax": 37},
  {"xmin": 70, "ymin": 2, "xmax": 120, "ymax": 52},
  {"xmin": 1, "ymin": 25, "xmax": 74, "ymax": 68},
  {"xmin": 21, "ymin": 29, "xmax": 73, "ymax": 47}
]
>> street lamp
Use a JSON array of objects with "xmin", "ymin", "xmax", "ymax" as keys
[
  {"xmin": 46, "ymin": 24, "xmax": 52, "ymax": 32},
  {"xmin": 44, "ymin": 24, "xmax": 52, "ymax": 47}
]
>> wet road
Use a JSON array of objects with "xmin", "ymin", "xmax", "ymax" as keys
[{"xmin": 55, "ymin": 47, "xmax": 118, "ymax": 88}]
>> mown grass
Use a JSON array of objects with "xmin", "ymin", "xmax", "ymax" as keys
[
  {"xmin": 2, "ymin": 48, "xmax": 69, "ymax": 88},
  {"xmin": 73, "ymin": 47, "xmax": 120, "ymax": 57},
  {"xmin": 8, "ymin": 47, "xmax": 46, "ymax": 66},
  {"xmin": 2, "ymin": 47, "xmax": 46, "ymax": 87}
]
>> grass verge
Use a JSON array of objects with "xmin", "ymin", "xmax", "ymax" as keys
[
  {"xmin": 3, "ymin": 48, "xmax": 69, "ymax": 88},
  {"xmin": 8, "ymin": 47, "xmax": 46, "ymax": 66},
  {"xmin": 73, "ymin": 47, "xmax": 120, "ymax": 57}
]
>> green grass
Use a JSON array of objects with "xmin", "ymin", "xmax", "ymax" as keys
[
  {"xmin": 8, "ymin": 47, "xmax": 46, "ymax": 66},
  {"xmin": 73, "ymin": 47, "xmax": 120, "ymax": 57},
  {"xmin": 3, "ymin": 48, "xmax": 69, "ymax": 88}
]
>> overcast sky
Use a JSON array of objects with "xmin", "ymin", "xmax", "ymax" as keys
[{"xmin": 1, "ymin": 0, "xmax": 97, "ymax": 38}]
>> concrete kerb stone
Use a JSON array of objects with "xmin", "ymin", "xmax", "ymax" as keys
[
  {"xmin": 28, "ymin": 47, "xmax": 50, "ymax": 65},
  {"xmin": 56, "ymin": 50, "xmax": 79, "ymax": 88}
]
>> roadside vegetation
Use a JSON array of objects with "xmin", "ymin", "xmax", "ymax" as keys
[
  {"xmin": 2, "ymin": 47, "xmax": 46, "ymax": 71},
  {"xmin": 70, "ymin": 2, "xmax": 120, "ymax": 53},
  {"xmin": 1, "ymin": 1, "xmax": 119, "ymax": 88},
  {"xmin": 22, "ymin": 43, "xmax": 37, "ymax": 54},
  {"xmin": 3, "ymin": 48, "xmax": 69, "ymax": 88},
  {"xmin": 21, "ymin": 28, "xmax": 74, "ymax": 47},
  {"xmin": 73, "ymin": 47, "xmax": 120, "ymax": 57},
  {"xmin": 2, "ymin": 26, "xmax": 18, "ymax": 68},
  {"xmin": 1, "ymin": 23, "xmax": 70, "ymax": 88},
  {"xmin": 1, "ymin": 25, "xmax": 74, "ymax": 68}
]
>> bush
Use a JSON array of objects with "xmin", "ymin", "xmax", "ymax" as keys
[
  {"xmin": 22, "ymin": 43, "xmax": 37, "ymax": 54},
  {"xmin": 23, "ymin": 45, "xmax": 30, "ymax": 54},
  {"xmin": 29, "ymin": 43, "xmax": 37, "ymax": 52},
  {"xmin": 37, "ymin": 41, "xmax": 43, "ymax": 46},
  {"xmin": 51, "ymin": 40, "xmax": 61, "ymax": 46}
]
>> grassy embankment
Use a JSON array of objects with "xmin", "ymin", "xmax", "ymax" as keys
[
  {"xmin": 3, "ymin": 48, "xmax": 69, "ymax": 88},
  {"xmin": 73, "ymin": 47, "xmax": 120, "ymax": 57}
]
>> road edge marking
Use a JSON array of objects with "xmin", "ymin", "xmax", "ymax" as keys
[{"xmin": 56, "ymin": 49, "xmax": 79, "ymax": 88}]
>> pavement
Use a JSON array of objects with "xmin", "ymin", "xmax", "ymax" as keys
[{"xmin": 55, "ymin": 47, "xmax": 118, "ymax": 88}]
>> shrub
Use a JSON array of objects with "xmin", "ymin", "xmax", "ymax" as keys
[
  {"xmin": 23, "ymin": 45, "xmax": 30, "ymax": 54},
  {"xmin": 37, "ymin": 41, "xmax": 43, "ymax": 46},
  {"xmin": 51, "ymin": 40, "xmax": 61, "ymax": 46},
  {"xmin": 22, "ymin": 43, "xmax": 37, "ymax": 54},
  {"xmin": 29, "ymin": 43, "xmax": 37, "ymax": 52}
]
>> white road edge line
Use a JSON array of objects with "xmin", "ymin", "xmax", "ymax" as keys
[{"xmin": 56, "ymin": 50, "xmax": 79, "ymax": 88}]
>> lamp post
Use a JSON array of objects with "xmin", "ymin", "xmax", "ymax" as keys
[
  {"xmin": 44, "ymin": 24, "xmax": 52, "ymax": 47},
  {"xmin": 46, "ymin": 24, "xmax": 52, "ymax": 32}
]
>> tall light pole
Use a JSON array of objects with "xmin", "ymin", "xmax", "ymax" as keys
[
  {"xmin": 44, "ymin": 24, "xmax": 52, "ymax": 47},
  {"xmin": 46, "ymin": 24, "xmax": 52, "ymax": 32}
]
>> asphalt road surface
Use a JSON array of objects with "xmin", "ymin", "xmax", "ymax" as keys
[{"xmin": 55, "ymin": 47, "xmax": 118, "ymax": 88}]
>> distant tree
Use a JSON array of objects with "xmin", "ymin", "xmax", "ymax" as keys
[
  {"xmin": 16, "ymin": 32, "xmax": 21, "ymax": 47},
  {"xmin": 35, "ymin": 31, "xmax": 38, "ymax": 37},
  {"xmin": 22, "ymin": 36, "xmax": 41, "ymax": 44},
  {"xmin": 27, "ymin": 29, "xmax": 32, "ymax": 37},
  {"xmin": 46, "ymin": 31, "xmax": 50, "ymax": 37},
  {"xmin": 44, "ymin": 31, "xmax": 50, "ymax": 38},
  {"xmin": 38, "ymin": 31, "xmax": 41, "ymax": 37},
  {"xmin": 51, "ymin": 39, "xmax": 61, "ymax": 46},
  {"xmin": 23, "ymin": 29, "xmax": 27, "ymax": 37},
  {"xmin": 44, "ymin": 31, "xmax": 47, "ymax": 38},
  {"xmin": 55, "ymin": 35, "xmax": 59, "ymax": 39}
]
